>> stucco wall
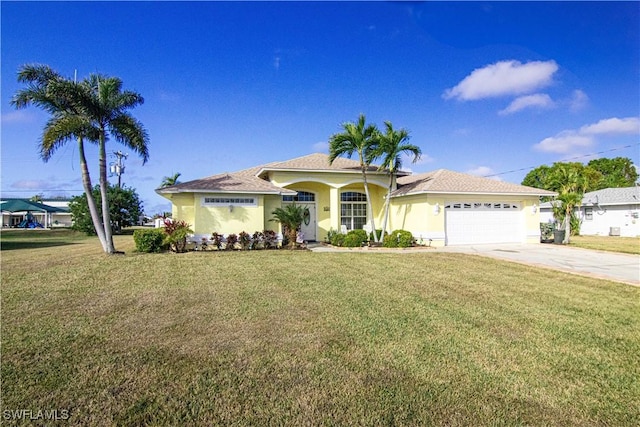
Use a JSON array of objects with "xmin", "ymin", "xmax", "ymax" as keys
[{"xmin": 579, "ymin": 205, "xmax": 640, "ymax": 237}]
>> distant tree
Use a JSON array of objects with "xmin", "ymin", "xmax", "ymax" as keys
[
  {"xmin": 522, "ymin": 165, "xmax": 554, "ymax": 190},
  {"xmin": 69, "ymin": 185, "xmax": 142, "ymax": 235},
  {"xmin": 522, "ymin": 162, "xmax": 601, "ymax": 194},
  {"xmin": 30, "ymin": 194, "xmax": 44, "ymax": 203},
  {"xmin": 375, "ymin": 121, "xmax": 421, "ymax": 236},
  {"xmin": 587, "ymin": 157, "xmax": 638, "ymax": 189},
  {"xmin": 549, "ymin": 164, "xmax": 590, "ymax": 244},
  {"xmin": 160, "ymin": 172, "xmax": 181, "ymax": 188},
  {"xmin": 328, "ymin": 114, "xmax": 381, "ymax": 241}
]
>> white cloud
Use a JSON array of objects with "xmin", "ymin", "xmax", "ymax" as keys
[
  {"xmin": 400, "ymin": 151, "xmax": 433, "ymax": 166},
  {"xmin": 498, "ymin": 93, "xmax": 555, "ymax": 115},
  {"xmin": 1, "ymin": 110, "xmax": 35, "ymax": 124},
  {"xmin": 443, "ymin": 60, "xmax": 558, "ymax": 101},
  {"xmin": 533, "ymin": 116, "xmax": 639, "ymax": 154},
  {"xmin": 534, "ymin": 133, "xmax": 594, "ymax": 154},
  {"xmin": 11, "ymin": 179, "xmax": 59, "ymax": 191},
  {"xmin": 465, "ymin": 166, "xmax": 503, "ymax": 181},
  {"xmin": 568, "ymin": 89, "xmax": 589, "ymax": 112},
  {"xmin": 579, "ymin": 117, "xmax": 640, "ymax": 135},
  {"xmin": 312, "ymin": 141, "xmax": 328, "ymax": 152}
]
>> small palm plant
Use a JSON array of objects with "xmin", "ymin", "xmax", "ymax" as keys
[{"xmin": 271, "ymin": 204, "xmax": 305, "ymax": 249}]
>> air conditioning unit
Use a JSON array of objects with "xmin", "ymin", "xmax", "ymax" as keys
[{"xmin": 609, "ymin": 227, "xmax": 621, "ymax": 236}]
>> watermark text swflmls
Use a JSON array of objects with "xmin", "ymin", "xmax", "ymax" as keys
[{"xmin": 3, "ymin": 409, "xmax": 70, "ymax": 421}]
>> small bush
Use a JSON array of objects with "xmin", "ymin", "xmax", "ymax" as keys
[
  {"xmin": 211, "ymin": 232, "xmax": 223, "ymax": 250},
  {"xmin": 251, "ymin": 231, "xmax": 265, "ymax": 250},
  {"xmin": 263, "ymin": 230, "xmax": 278, "ymax": 249},
  {"xmin": 133, "ymin": 229, "xmax": 166, "ymax": 253},
  {"xmin": 330, "ymin": 233, "xmax": 346, "ymax": 247},
  {"xmin": 326, "ymin": 228, "xmax": 339, "ymax": 243},
  {"xmin": 343, "ymin": 229, "xmax": 368, "ymax": 247},
  {"xmin": 238, "ymin": 231, "xmax": 251, "ymax": 250},
  {"xmin": 163, "ymin": 219, "xmax": 193, "ymax": 253},
  {"xmin": 383, "ymin": 230, "xmax": 414, "ymax": 248},
  {"xmin": 225, "ymin": 233, "xmax": 238, "ymax": 250},
  {"xmin": 370, "ymin": 229, "xmax": 387, "ymax": 242}
]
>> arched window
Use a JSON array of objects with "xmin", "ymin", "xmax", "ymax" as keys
[
  {"xmin": 283, "ymin": 191, "xmax": 315, "ymax": 202},
  {"xmin": 340, "ymin": 191, "xmax": 367, "ymax": 230}
]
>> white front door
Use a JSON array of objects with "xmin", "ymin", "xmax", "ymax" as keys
[{"xmin": 282, "ymin": 201, "xmax": 317, "ymax": 242}]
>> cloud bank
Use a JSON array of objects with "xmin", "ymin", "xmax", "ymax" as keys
[
  {"xmin": 534, "ymin": 117, "xmax": 640, "ymax": 154},
  {"xmin": 498, "ymin": 93, "xmax": 555, "ymax": 115}
]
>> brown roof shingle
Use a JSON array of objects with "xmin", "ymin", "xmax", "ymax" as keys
[{"xmin": 393, "ymin": 169, "xmax": 556, "ymax": 197}]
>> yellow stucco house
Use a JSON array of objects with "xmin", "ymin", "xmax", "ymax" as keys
[{"xmin": 156, "ymin": 153, "xmax": 555, "ymax": 246}]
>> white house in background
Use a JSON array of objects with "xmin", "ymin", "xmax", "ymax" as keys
[{"xmin": 540, "ymin": 186, "xmax": 640, "ymax": 237}]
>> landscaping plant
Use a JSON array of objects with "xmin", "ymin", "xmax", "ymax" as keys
[{"xmin": 163, "ymin": 219, "xmax": 193, "ymax": 253}]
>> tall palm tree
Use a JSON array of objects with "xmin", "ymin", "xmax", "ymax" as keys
[
  {"xmin": 160, "ymin": 172, "xmax": 182, "ymax": 188},
  {"xmin": 11, "ymin": 64, "xmax": 110, "ymax": 252},
  {"xmin": 376, "ymin": 121, "xmax": 421, "ymax": 235},
  {"xmin": 271, "ymin": 203, "xmax": 305, "ymax": 249},
  {"xmin": 83, "ymin": 74, "xmax": 149, "ymax": 253},
  {"xmin": 549, "ymin": 164, "xmax": 589, "ymax": 243},
  {"xmin": 328, "ymin": 114, "xmax": 381, "ymax": 241}
]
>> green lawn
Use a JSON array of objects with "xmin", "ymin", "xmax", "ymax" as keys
[
  {"xmin": 1, "ymin": 230, "xmax": 639, "ymax": 426},
  {"xmin": 570, "ymin": 234, "xmax": 640, "ymax": 255}
]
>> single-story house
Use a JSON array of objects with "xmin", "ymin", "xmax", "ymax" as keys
[
  {"xmin": 0, "ymin": 198, "xmax": 70, "ymax": 228},
  {"xmin": 540, "ymin": 186, "xmax": 640, "ymax": 237},
  {"xmin": 156, "ymin": 153, "xmax": 555, "ymax": 246}
]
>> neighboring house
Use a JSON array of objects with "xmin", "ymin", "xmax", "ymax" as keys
[
  {"xmin": 0, "ymin": 198, "xmax": 70, "ymax": 228},
  {"xmin": 156, "ymin": 153, "xmax": 555, "ymax": 246},
  {"xmin": 540, "ymin": 186, "xmax": 640, "ymax": 237}
]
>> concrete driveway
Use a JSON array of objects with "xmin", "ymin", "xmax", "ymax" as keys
[{"xmin": 437, "ymin": 243, "xmax": 639, "ymax": 286}]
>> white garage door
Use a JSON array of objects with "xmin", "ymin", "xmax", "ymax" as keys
[{"xmin": 445, "ymin": 202, "xmax": 523, "ymax": 245}]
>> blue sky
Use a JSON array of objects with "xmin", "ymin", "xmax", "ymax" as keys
[{"xmin": 2, "ymin": 1, "xmax": 639, "ymax": 215}]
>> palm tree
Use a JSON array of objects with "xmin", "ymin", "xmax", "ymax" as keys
[
  {"xmin": 11, "ymin": 64, "xmax": 110, "ymax": 252},
  {"xmin": 376, "ymin": 121, "xmax": 421, "ymax": 236},
  {"xmin": 549, "ymin": 164, "xmax": 589, "ymax": 244},
  {"xmin": 160, "ymin": 172, "xmax": 181, "ymax": 188},
  {"xmin": 83, "ymin": 74, "xmax": 149, "ymax": 253},
  {"xmin": 328, "ymin": 114, "xmax": 381, "ymax": 241},
  {"xmin": 271, "ymin": 204, "xmax": 305, "ymax": 249}
]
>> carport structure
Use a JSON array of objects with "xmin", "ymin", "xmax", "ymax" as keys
[{"xmin": 0, "ymin": 199, "xmax": 68, "ymax": 229}]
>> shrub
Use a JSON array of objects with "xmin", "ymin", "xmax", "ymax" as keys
[
  {"xmin": 225, "ymin": 233, "xmax": 238, "ymax": 250},
  {"xmin": 238, "ymin": 231, "xmax": 251, "ymax": 250},
  {"xmin": 251, "ymin": 231, "xmax": 265, "ymax": 250},
  {"xmin": 133, "ymin": 228, "xmax": 166, "ymax": 253},
  {"xmin": 211, "ymin": 232, "xmax": 223, "ymax": 250},
  {"xmin": 330, "ymin": 233, "xmax": 345, "ymax": 247},
  {"xmin": 343, "ymin": 229, "xmax": 368, "ymax": 247},
  {"xmin": 370, "ymin": 229, "xmax": 386, "ymax": 242},
  {"xmin": 326, "ymin": 228, "xmax": 339, "ymax": 243},
  {"xmin": 383, "ymin": 230, "xmax": 414, "ymax": 248},
  {"xmin": 263, "ymin": 230, "xmax": 278, "ymax": 249},
  {"xmin": 163, "ymin": 219, "xmax": 193, "ymax": 253}
]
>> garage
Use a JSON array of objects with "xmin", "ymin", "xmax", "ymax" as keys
[{"xmin": 445, "ymin": 202, "xmax": 523, "ymax": 245}]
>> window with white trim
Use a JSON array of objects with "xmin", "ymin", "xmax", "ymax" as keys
[
  {"xmin": 445, "ymin": 202, "xmax": 520, "ymax": 210},
  {"xmin": 341, "ymin": 191, "xmax": 367, "ymax": 230},
  {"xmin": 584, "ymin": 207, "xmax": 593, "ymax": 220},
  {"xmin": 202, "ymin": 197, "xmax": 257, "ymax": 207},
  {"xmin": 283, "ymin": 191, "xmax": 315, "ymax": 202}
]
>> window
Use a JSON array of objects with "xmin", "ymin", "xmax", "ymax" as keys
[
  {"xmin": 283, "ymin": 191, "xmax": 315, "ymax": 202},
  {"xmin": 584, "ymin": 207, "xmax": 593, "ymax": 221},
  {"xmin": 340, "ymin": 191, "xmax": 367, "ymax": 230},
  {"xmin": 203, "ymin": 197, "xmax": 256, "ymax": 207}
]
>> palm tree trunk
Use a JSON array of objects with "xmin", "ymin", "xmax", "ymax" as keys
[
  {"xmin": 99, "ymin": 134, "xmax": 116, "ymax": 253},
  {"xmin": 360, "ymin": 165, "xmax": 378, "ymax": 242},
  {"xmin": 78, "ymin": 137, "xmax": 109, "ymax": 252},
  {"xmin": 563, "ymin": 206, "xmax": 571, "ymax": 244},
  {"xmin": 380, "ymin": 173, "xmax": 394, "ymax": 238}
]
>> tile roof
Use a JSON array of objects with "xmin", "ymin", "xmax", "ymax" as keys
[
  {"xmin": 393, "ymin": 169, "xmax": 556, "ymax": 197},
  {"xmin": 157, "ymin": 167, "xmax": 296, "ymax": 195},
  {"xmin": 582, "ymin": 186, "xmax": 640, "ymax": 206},
  {"xmin": 257, "ymin": 153, "xmax": 386, "ymax": 174}
]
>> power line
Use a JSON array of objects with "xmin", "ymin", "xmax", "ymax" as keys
[{"xmin": 483, "ymin": 143, "xmax": 640, "ymax": 178}]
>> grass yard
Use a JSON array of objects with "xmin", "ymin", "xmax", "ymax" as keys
[
  {"xmin": 569, "ymin": 235, "xmax": 640, "ymax": 255},
  {"xmin": 1, "ymin": 230, "xmax": 639, "ymax": 426}
]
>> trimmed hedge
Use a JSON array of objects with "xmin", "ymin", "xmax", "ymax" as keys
[
  {"xmin": 343, "ymin": 229, "xmax": 368, "ymax": 247},
  {"xmin": 133, "ymin": 228, "xmax": 166, "ymax": 253},
  {"xmin": 383, "ymin": 230, "xmax": 414, "ymax": 248}
]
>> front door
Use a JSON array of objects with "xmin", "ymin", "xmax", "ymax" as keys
[{"xmin": 282, "ymin": 191, "xmax": 317, "ymax": 242}]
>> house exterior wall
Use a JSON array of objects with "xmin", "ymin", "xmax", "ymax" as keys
[{"xmin": 579, "ymin": 204, "xmax": 640, "ymax": 237}]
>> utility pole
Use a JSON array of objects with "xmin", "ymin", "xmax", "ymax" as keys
[{"xmin": 110, "ymin": 151, "xmax": 128, "ymax": 188}]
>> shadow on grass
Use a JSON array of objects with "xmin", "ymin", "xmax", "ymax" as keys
[{"xmin": 0, "ymin": 240, "xmax": 81, "ymax": 251}]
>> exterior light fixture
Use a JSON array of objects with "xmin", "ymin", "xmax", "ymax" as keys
[
  {"xmin": 229, "ymin": 204, "xmax": 233, "ymax": 213},
  {"xmin": 433, "ymin": 203, "xmax": 440, "ymax": 215},
  {"xmin": 531, "ymin": 204, "xmax": 538, "ymax": 214}
]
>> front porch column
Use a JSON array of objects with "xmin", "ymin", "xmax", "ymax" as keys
[{"xmin": 329, "ymin": 187, "xmax": 340, "ymax": 231}]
